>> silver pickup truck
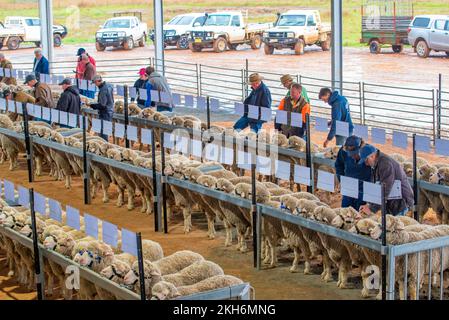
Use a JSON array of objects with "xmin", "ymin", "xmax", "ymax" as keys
[{"xmin": 408, "ymin": 15, "xmax": 449, "ymax": 58}]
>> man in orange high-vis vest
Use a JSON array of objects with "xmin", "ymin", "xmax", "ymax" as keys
[{"xmin": 275, "ymin": 83, "xmax": 310, "ymax": 138}]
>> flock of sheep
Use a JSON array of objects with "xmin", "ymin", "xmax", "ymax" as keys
[{"xmin": 0, "ymin": 89, "xmax": 449, "ymax": 300}]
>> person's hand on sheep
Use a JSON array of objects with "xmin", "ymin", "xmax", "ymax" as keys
[
  {"xmin": 359, "ymin": 204, "xmax": 373, "ymax": 216},
  {"xmin": 323, "ymin": 139, "xmax": 330, "ymax": 148}
]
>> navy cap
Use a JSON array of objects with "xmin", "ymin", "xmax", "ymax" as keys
[
  {"xmin": 24, "ymin": 74, "xmax": 36, "ymax": 84},
  {"xmin": 358, "ymin": 144, "xmax": 377, "ymax": 164},
  {"xmin": 344, "ymin": 135, "xmax": 362, "ymax": 157},
  {"xmin": 59, "ymin": 78, "xmax": 72, "ymax": 86},
  {"xmin": 77, "ymin": 48, "xmax": 86, "ymax": 56}
]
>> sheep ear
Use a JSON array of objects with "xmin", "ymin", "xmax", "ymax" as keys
[{"xmin": 150, "ymin": 269, "xmax": 161, "ymax": 277}]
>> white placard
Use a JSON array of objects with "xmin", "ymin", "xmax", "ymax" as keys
[
  {"xmin": 141, "ymin": 128, "xmax": 152, "ymax": 145},
  {"xmin": 88, "ymin": 82, "xmax": 96, "ymax": 92},
  {"xmin": 18, "ymin": 186, "xmax": 30, "ymax": 208},
  {"xmin": 160, "ymin": 92, "xmax": 171, "ymax": 105},
  {"xmin": 184, "ymin": 95, "xmax": 194, "ymax": 107},
  {"xmin": 387, "ymin": 180, "xmax": 402, "ymax": 200},
  {"xmin": 294, "ymin": 165, "xmax": 311, "ymax": 186},
  {"xmin": 172, "ymin": 93, "xmax": 181, "ymax": 106},
  {"xmin": 79, "ymin": 79, "xmax": 88, "ymax": 90},
  {"xmin": 192, "ymin": 139, "xmax": 203, "ymax": 158},
  {"xmin": 237, "ymin": 151, "xmax": 252, "ymax": 170},
  {"xmin": 127, "ymin": 125, "xmax": 138, "ymax": 142},
  {"xmin": 103, "ymin": 120, "xmax": 113, "ymax": 136},
  {"xmin": 340, "ymin": 176, "xmax": 359, "ymax": 199},
  {"xmin": 315, "ymin": 117, "xmax": 328, "ymax": 132},
  {"xmin": 42, "ymin": 107, "xmax": 51, "ymax": 121},
  {"xmin": 114, "ymin": 123, "xmax": 125, "ymax": 138},
  {"xmin": 354, "ymin": 124, "xmax": 369, "ymax": 140},
  {"xmin": 435, "ymin": 139, "xmax": 449, "ymax": 156},
  {"xmin": 248, "ymin": 105, "xmax": 259, "ymax": 120},
  {"xmin": 392, "ymin": 131, "xmax": 408, "ymax": 149},
  {"xmin": 210, "ymin": 98, "xmax": 220, "ymax": 111},
  {"xmin": 39, "ymin": 73, "xmax": 46, "ymax": 83},
  {"xmin": 291, "ymin": 112, "xmax": 303, "ymax": 128},
  {"xmin": 175, "ymin": 135, "xmax": 189, "ymax": 154},
  {"xmin": 363, "ymin": 181, "xmax": 382, "ymax": 205},
  {"xmin": 68, "ymin": 113, "xmax": 78, "ymax": 128},
  {"xmin": 102, "ymin": 220, "xmax": 118, "ymax": 247},
  {"xmin": 203, "ymin": 143, "xmax": 218, "ymax": 161},
  {"xmin": 260, "ymin": 107, "xmax": 272, "ymax": 122},
  {"xmin": 0, "ymin": 67, "xmax": 4, "ymax": 76},
  {"xmin": 48, "ymin": 199, "xmax": 62, "ymax": 222},
  {"xmin": 84, "ymin": 213, "xmax": 99, "ymax": 239},
  {"xmin": 4, "ymin": 68, "xmax": 11, "ymax": 78},
  {"xmin": 116, "ymin": 85, "xmax": 125, "ymax": 97},
  {"xmin": 16, "ymin": 103, "xmax": 22, "ymax": 115},
  {"xmin": 33, "ymin": 191, "xmax": 47, "ymax": 215},
  {"xmin": 51, "ymin": 75, "xmax": 59, "ymax": 85},
  {"xmin": 121, "ymin": 228, "xmax": 137, "ymax": 256},
  {"xmin": 371, "ymin": 128, "xmax": 386, "ymax": 145},
  {"xmin": 4, "ymin": 180, "xmax": 15, "ymax": 202},
  {"xmin": 235, "ymin": 102, "xmax": 245, "ymax": 116},
  {"xmin": 51, "ymin": 108, "xmax": 60, "ymax": 123},
  {"xmin": 163, "ymin": 132, "xmax": 175, "ymax": 149},
  {"xmin": 45, "ymin": 74, "xmax": 51, "ymax": 84},
  {"xmin": 34, "ymin": 104, "xmax": 43, "ymax": 118},
  {"xmin": 91, "ymin": 118, "xmax": 102, "ymax": 133},
  {"xmin": 26, "ymin": 103, "xmax": 34, "ymax": 116},
  {"xmin": 275, "ymin": 110, "xmax": 288, "ymax": 125},
  {"xmin": 0, "ymin": 98, "xmax": 6, "ymax": 111},
  {"xmin": 59, "ymin": 111, "xmax": 68, "ymax": 125},
  {"xmin": 256, "ymin": 156, "xmax": 272, "ymax": 176},
  {"xmin": 221, "ymin": 147, "xmax": 234, "ymax": 165},
  {"xmin": 317, "ymin": 170, "xmax": 335, "ymax": 192},
  {"xmin": 197, "ymin": 96, "xmax": 206, "ymax": 111},
  {"xmin": 336, "ymin": 120, "xmax": 349, "ymax": 137},
  {"xmin": 129, "ymin": 87, "xmax": 137, "ymax": 99},
  {"xmin": 11, "ymin": 69, "xmax": 18, "ymax": 78},
  {"xmin": 415, "ymin": 135, "xmax": 430, "ymax": 153},
  {"xmin": 66, "ymin": 205, "xmax": 81, "ymax": 230},
  {"xmin": 139, "ymin": 88, "xmax": 148, "ymax": 101},
  {"xmin": 150, "ymin": 90, "xmax": 160, "ymax": 102},
  {"xmin": 18, "ymin": 70, "xmax": 24, "ymax": 80},
  {"xmin": 275, "ymin": 160, "xmax": 291, "ymax": 181}
]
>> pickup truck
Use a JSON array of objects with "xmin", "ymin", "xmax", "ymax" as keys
[
  {"xmin": 262, "ymin": 10, "xmax": 331, "ymax": 55},
  {"xmin": 3, "ymin": 16, "xmax": 68, "ymax": 50},
  {"xmin": 408, "ymin": 15, "xmax": 449, "ymax": 58},
  {"xmin": 0, "ymin": 22, "xmax": 25, "ymax": 50},
  {"xmin": 95, "ymin": 12, "xmax": 147, "ymax": 51},
  {"xmin": 150, "ymin": 13, "xmax": 206, "ymax": 49},
  {"xmin": 187, "ymin": 11, "xmax": 272, "ymax": 53}
]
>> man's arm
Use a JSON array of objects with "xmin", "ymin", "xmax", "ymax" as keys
[
  {"xmin": 262, "ymin": 87, "xmax": 272, "ymax": 109},
  {"xmin": 326, "ymin": 105, "xmax": 342, "ymax": 141},
  {"xmin": 369, "ymin": 161, "xmax": 395, "ymax": 212},
  {"xmin": 56, "ymin": 92, "xmax": 69, "ymax": 112},
  {"xmin": 334, "ymin": 148, "xmax": 345, "ymax": 182}
]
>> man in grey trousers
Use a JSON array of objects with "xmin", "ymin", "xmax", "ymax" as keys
[{"xmin": 89, "ymin": 75, "xmax": 114, "ymax": 141}]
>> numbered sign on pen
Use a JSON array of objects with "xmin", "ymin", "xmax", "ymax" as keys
[
  {"xmin": 315, "ymin": 117, "xmax": 328, "ymax": 132},
  {"xmin": 84, "ymin": 213, "xmax": 99, "ymax": 239},
  {"xmin": 435, "ymin": 139, "xmax": 449, "ymax": 156},
  {"xmin": 415, "ymin": 135, "xmax": 430, "ymax": 153},
  {"xmin": 4, "ymin": 180, "xmax": 15, "ymax": 202},
  {"xmin": 66, "ymin": 205, "xmax": 80, "ymax": 230},
  {"xmin": 115, "ymin": 123, "xmax": 125, "ymax": 138},
  {"xmin": 33, "ymin": 191, "xmax": 47, "ymax": 215},
  {"xmin": 210, "ymin": 98, "xmax": 220, "ymax": 111},
  {"xmin": 371, "ymin": 128, "xmax": 386, "ymax": 145},
  {"xmin": 102, "ymin": 220, "xmax": 118, "ymax": 247},
  {"xmin": 116, "ymin": 85, "xmax": 125, "ymax": 97},
  {"xmin": 184, "ymin": 95, "xmax": 193, "ymax": 107},
  {"xmin": 341, "ymin": 176, "xmax": 359, "ymax": 199},
  {"xmin": 49, "ymin": 199, "xmax": 62, "ymax": 222},
  {"xmin": 172, "ymin": 93, "xmax": 181, "ymax": 106},
  {"xmin": 103, "ymin": 120, "xmax": 113, "ymax": 136},
  {"xmin": 294, "ymin": 165, "xmax": 311, "ymax": 186},
  {"xmin": 121, "ymin": 228, "xmax": 137, "ymax": 256},
  {"xmin": 221, "ymin": 147, "xmax": 233, "ymax": 165},
  {"xmin": 336, "ymin": 120, "xmax": 349, "ymax": 138},
  {"xmin": 275, "ymin": 110, "xmax": 288, "ymax": 125},
  {"xmin": 18, "ymin": 186, "xmax": 30, "ymax": 208},
  {"xmin": 363, "ymin": 181, "xmax": 382, "ymax": 205},
  {"xmin": 354, "ymin": 124, "xmax": 369, "ymax": 140},
  {"xmin": 141, "ymin": 128, "xmax": 152, "ymax": 145},
  {"xmin": 317, "ymin": 170, "xmax": 335, "ymax": 192},
  {"xmin": 392, "ymin": 131, "xmax": 408, "ymax": 149},
  {"xmin": 256, "ymin": 156, "xmax": 272, "ymax": 176},
  {"xmin": 275, "ymin": 160, "xmax": 291, "ymax": 181},
  {"xmin": 128, "ymin": 125, "xmax": 138, "ymax": 142},
  {"xmin": 129, "ymin": 87, "xmax": 137, "ymax": 99}
]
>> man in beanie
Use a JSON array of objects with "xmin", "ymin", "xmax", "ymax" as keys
[
  {"xmin": 0, "ymin": 53, "xmax": 17, "ymax": 85},
  {"xmin": 145, "ymin": 66, "xmax": 172, "ymax": 111},
  {"xmin": 233, "ymin": 73, "xmax": 272, "ymax": 133},
  {"xmin": 56, "ymin": 78, "xmax": 81, "ymax": 115},
  {"xmin": 90, "ymin": 75, "xmax": 114, "ymax": 140},
  {"xmin": 334, "ymin": 135, "xmax": 372, "ymax": 210},
  {"xmin": 132, "ymin": 68, "xmax": 153, "ymax": 108},
  {"xmin": 280, "ymin": 74, "xmax": 309, "ymax": 103},
  {"xmin": 358, "ymin": 144, "xmax": 414, "ymax": 216},
  {"xmin": 24, "ymin": 74, "xmax": 55, "ymax": 108}
]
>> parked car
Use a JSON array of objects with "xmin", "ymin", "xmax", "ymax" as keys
[
  {"xmin": 408, "ymin": 15, "xmax": 449, "ymax": 58},
  {"xmin": 0, "ymin": 21, "xmax": 25, "ymax": 50},
  {"xmin": 187, "ymin": 11, "xmax": 272, "ymax": 53},
  {"xmin": 150, "ymin": 13, "xmax": 206, "ymax": 49},
  {"xmin": 95, "ymin": 12, "xmax": 147, "ymax": 51},
  {"xmin": 360, "ymin": 0, "xmax": 413, "ymax": 54},
  {"xmin": 262, "ymin": 10, "xmax": 331, "ymax": 55},
  {"xmin": 3, "ymin": 16, "xmax": 67, "ymax": 49}
]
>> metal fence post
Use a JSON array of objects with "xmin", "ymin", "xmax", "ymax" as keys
[
  {"xmin": 437, "ymin": 74, "xmax": 442, "ymax": 140},
  {"xmin": 245, "ymin": 59, "xmax": 249, "ymax": 98},
  {"xmin": 359, "ymin": 81, "xmax": 364, "ymax": 125},
  {"xmin": 361, "ymin": 82, "xmax": 366, "ymax": 125},
  {"xmin": 387, "ymin": 247, "xmax": 396, "ymax": 300},
  {"xmin": 29, "ymin": 188, "xmax": 45, "ymax": 300},
  {"xmin": 196, "ymin": 64, "xmax": 201, "ymax": 97},
  {"xmin": 381, "ymin": 183, "xmax": 387, "ymax": 300},
  {"xmin": 241, "ymin": 69, "xmax": 246, "ymax": 101},
  {"xmin": 22, "ymin": 102, "xmax": 34, "ymax": 183}
]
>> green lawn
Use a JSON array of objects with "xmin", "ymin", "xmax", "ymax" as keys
[{"xmin": 0, "ymin": 0, "xmax": 448, "ymax": 46}]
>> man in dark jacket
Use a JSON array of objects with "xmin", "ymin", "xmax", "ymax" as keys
[
  {"xmin": 78, "ymin": 54, "xmax": 96, "ymax": 99},
  {"xmin": 319, "ymin": 88, "xmax": 354, "ymax": 147},
  {"xmin": 32, "ymin": 49, "xmax": 50, "ymax": 79},
  {"xmin": 90, "ymin": 75, "xmax": 114, "ymax": 140},
  {"xmin": 233, "ymin": 73, "xmax": 272, "ymax": 133},
  {"xmin": 335, "ymin": 136, "xmax": 372, "ymax": 210},
  {"xmin": 145, "ymin": 66, "xmax": 173, "ymax": 111},
  {"xmin": 56, "ymin": 78, "xmax": 81, "ymax": 114},
  {"xmin": 358, "ymin": 144, "xmax": 414, "ymax": 216}
]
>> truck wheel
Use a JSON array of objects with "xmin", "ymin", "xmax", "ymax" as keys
[
  {"xmin": 189, "ymin": 43, "xmax": 202, "ymax": 52},
  {"xmin": 392, "ymin": 45, "xmax": 403, "ymax": 53},
  {"xmin": 95, "ymin": 42, "xmax": 106, "ymax": 52},
  {"xmin": 264, "ymin": 44, "xmax": 274, "ymax": 55},
  {"xmin": 321, "ymin": 37, "xmax": 331, "ymax": 51},
  {"xmin": 229, "ymin": 43, "xmax": 239, "ymax": 50},
  {"xmin": 213, "ymin": 37, "xmax": 227, "ymax": 53},
  {"xmin": 369, "ymin": 40, "xmax": 381, "ymax": 54},
  {"xmin": 35, "ymin": 41, "xmax": 41, "ymax": 48},
  {"xmin": 124, "ymin": 37, "xmax": 134, "ymax": 50},
  {"xmin": 53, "ymin": 34, "xmax": 62, "ymax": 47},
  {"xmin": 294, "ymin": 39, "xmax": 305, "ymax": 55},
  {"xmin": 416, "ymin": 40, "xmax": 429, "ymax": 58},
  {"xmin": 250, "ymin": 35, "xmax": 262, "ymax": 50},
  {"xmin": 176, "ymin": 36, "xmax": 189, "ymax": 50},
  {"xmin": 7, "ymin": 37, "xmax": 21, "ymax": 50},
  {"xmin": 138, "ymin": 36, "xmax": 145, "ymax": 47}
]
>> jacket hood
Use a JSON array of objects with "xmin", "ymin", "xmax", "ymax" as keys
[
  {"xmin": 66, "ymin": 85, "xmax": 80, "ymax": 95},
  {"xmin": 329, "ymin": 90, "xmax": 340, "ymax": 104},
  {"xmin": 149, "ymin": 72, "xmax": 162, "ymax": 79}
]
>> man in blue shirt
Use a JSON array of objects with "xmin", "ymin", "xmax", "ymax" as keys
[
  {"xmin": 32, "ymin": 48, "xmax": 49, "ymax": 79},
  {"xmin": 319, "ymin": 88, "xmax": 354, "ymax": 147},
  {"xmin": 335, "ymin": 136, "xmax": 372, "ymax": 210}
]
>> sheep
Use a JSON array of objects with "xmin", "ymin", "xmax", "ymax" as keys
[
  {"xmin": 402, "ymin": 161, "xmax": 413, "ymax": 178},
  {"xmin": 138, "ymin": 250, "xmax": 204, "ymax": 276},
  {"xmin": 406, "ymin": 157, "xmax": 428, "ymax": 168},
  {"xmin": 418, "ymin": 164, "xmax": 446, "ymax": 223},
  {"xmin": 151, "ymin": 275, "xmax": 244, "ymax": 300},
  {"xmin": 391, "ymin": 153, "xmax": 406, "ymax": 163},
  {"xmin": 0, "ymin": 114, "xmax": 26, "ymax": 170},
  {"xmin": 430, "ymin": 166, "xmax": 449, "ymax": 224}
]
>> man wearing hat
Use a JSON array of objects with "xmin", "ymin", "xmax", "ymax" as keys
[
  {"xmin": 233, "ymin": 73, "xmax": 272, "ymax": 133},
  {"xmin": 56, "ymin": 78, "xmax": 81, "ymax": 115},
  {"xmin": 145, "ymin": 66, "xmax": 173, "ymax": 111},
  {"xmin": 24, "ymin": 74, "xmax": 55, "ymax": 108},
  {"xmin": 75, "ymin": 48, "xmax": 96, "ymax": 80},
  {"xmin": 0, "ymin": 53, "xmax": 17, "ymax": 86},
  {"xmin": 132, "ymin": 68, "xmax": 153, "ymax": 108},
  {"xmin": 280, "ymin": 74, "xmax": 309, "ymax": 104},
  {"xmin": 77, "ymin": 53, "xmax": 96, "ymax": 99},
  {"xmin": 358, "ymin": 144, "xmax": 414, "ymax": 216},
  {"xmin": 334, "ymin": 135, "xmax": 372, "ymax": 210},
  {"xmin": 90, "ymin": 75, "xmax": 114, "ymax": 140}
]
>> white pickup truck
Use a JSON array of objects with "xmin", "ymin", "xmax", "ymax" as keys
[
  {"xmin": 187, "ymin": 11, "xmax": 272, "ymax": 53},
  {"xmin": 95, "ymin": 12, "xmax": 147, "ymax": 51},
  {"xmin": 3, "ymin": 16, "xmax": 68, "ymax": 50},
  {"xmin": 262, "ymin": 10, "xmax": 331, "ymax": 55}
]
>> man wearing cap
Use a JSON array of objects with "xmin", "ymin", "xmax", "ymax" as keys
[
  {"xmin": 0, "ymin": 53, "xmax": 17, "ymax": 85},
  {"xmin": 280, "ymin": 74, "xmax": 309, "ymax": 104},
  {"xmin": 56, "ymin": 78, "xmax": 81, "ymax": 115},
  {"xmin": 358, "ymin": 144, "xmax": 414, "ymax": 216},
  {"xmin": 90, "ymin": 75, "xmax": 114, "ymax": 140},
  {"xmin": 233, "ymin": 73, "xmax": 272, "ymax": 133},
  {"xmin": 77, "ymin": 54, "xmax": 96, "ymax": 99},
  {"xmin": 32, "ymin": 49, "xmax": 49, "ymax": 79},
  {"xmin": 75, "ymin": 48, "xmax": 96, "ymax": 80},
  {"xmin": 132, "ymin": 68, "xmax": 153, "ymax": 108},
  {"xmin": 319, "ymin": 87, "xmax": 354, "ymax": 148},
  {"xmin": 24, "ymin": 74, "xmax": 55, "ymax": 108},
  {"xmin": 275, "ymin": 83, "xmax": 310, "ymax": 138},
  {"xmin": 145, "ymin": 66, "xmax": 172, "ymax": 111},
  {"xmin": 335, "ymin": 136, "xmax": 372, "ymax": 210}
]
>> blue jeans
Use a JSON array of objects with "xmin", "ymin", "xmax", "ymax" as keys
[
  {"xmin": 342, "ymin": 195, "xmax": 366, "ymax": 211},
  {"xmin": 396, "ymin": 207, "xmax": 409, "ymax": 216},
  {"xmin": 233, "ymin": 116, "xmax": 263, "ymax": 133}
]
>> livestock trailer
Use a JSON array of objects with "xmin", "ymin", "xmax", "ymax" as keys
[{"xmin": 361, "ymin": 0, "xmax": 414, "ymax": 53}]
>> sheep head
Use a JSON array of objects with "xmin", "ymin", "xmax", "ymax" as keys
[
  {"xmin": 0, "ymin": 114, "xmax": 14, "ymax": 129},
  {"xmin": 288, "ymin": 136, "xmax": 307, "ymax": 152},
  {"xmin": 50, "ymin": 131, "xmax": 65, "ymax": 144},
  {"xmin": 106, "ymin": 148, "xmax": 123, "ymax": 162},
  {"xmin": 430, "ymin": 167, "xmax": 449, "ymax": 186},
  {"xmin": 279, "ymin": 195, "xmax": 298, "ymax": 213},
  {"xmin": 402, "ymin": 162, "xmax": 413, "ymax": 178},
  {"xmin": 216, "ymin": 178, "xmax": 235, "ymax": 194},
  {"xmin": 323, "ymin": 146, "xmax": 340, "ymax": 160},
  {"xmin": 183, "ymin": 167, "xmax": 202, "ymax": 181},
  {"xmin": 271, "ymin": 132, "xmax": 289, "ymax": 148},
  {"xmin": 370, "ymin": 215, "xmax": 405, "ymax": 241},
  {"xmin": 390, "ymin": 153, "xmax": 406, "ymax": 163},
  {"xmin": 197, "ymin": 175, "xmax": 217, "ymax": 188},
  {"xmin": 151, "ymin": 281, "xmax": 179, "ymax": 300},
  {"xmin": 100, "ymin": 260, "xmax": 131, "ymax": 284},
  {"xmin": 419, "ymin": 164, "xmax": 438, "ymax": 182},
  {"xmin": 171, "ymin": 116, "xmax": 184, "ymax": 127},
  {"xmin": 139, "ymin": 108, "xmax": 155, "ymax": 119},
  {"xmin": 349, "ymin": 218, "xmax": 380, "ymax": 237}
]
